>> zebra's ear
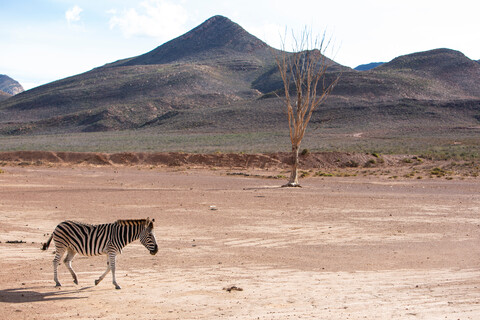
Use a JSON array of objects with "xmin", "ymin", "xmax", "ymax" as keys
[{"xmin": 146, "ymin": 217, "xmax": 154, "ymax": 229}]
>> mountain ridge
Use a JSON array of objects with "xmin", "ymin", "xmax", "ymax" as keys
[{"xmin": 0, "ymin": 16, "xmax": 479, "ymax": 140}]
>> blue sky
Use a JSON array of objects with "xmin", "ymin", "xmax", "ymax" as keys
[{"xmin": 1, "ymin": 0, "xmax": 479, "ymax": 90}]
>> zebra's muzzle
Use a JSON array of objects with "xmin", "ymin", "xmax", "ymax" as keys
[{"xmin": 150, "ymin": 245, "xmax": 158, "ymax": 255}]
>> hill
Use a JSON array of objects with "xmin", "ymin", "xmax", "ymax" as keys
[
  {"xmin": 0, "ymin": 90, "xmax": 11, "ymax": 102},
  {"xmin": 0, "ymin": 74, "xmax": 24, "ymax": 96},
  {"xmin": 374, "ymin": 48, "xmax": 480, "ymax": 98},
  {"xmin": 0, "ymin": 16, "xmax": 479, "ymax": 158}
]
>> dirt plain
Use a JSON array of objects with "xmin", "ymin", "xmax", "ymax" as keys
[{"xmin": 0, "ymin": 157, "xmax": 479, "ymax": 319}]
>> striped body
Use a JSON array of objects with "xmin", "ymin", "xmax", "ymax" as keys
[
  {"xmin": 42, "ymin": 218, "xmax": 158, "ymax": 289},
  {"xmin": 53, "ymin": 220, "xmax": 150, "ymax": 256}
]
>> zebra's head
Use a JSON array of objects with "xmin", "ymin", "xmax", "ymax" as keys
[{"xmin": 140, "ymin": 218, "xmax": 158, "ymax": 255}]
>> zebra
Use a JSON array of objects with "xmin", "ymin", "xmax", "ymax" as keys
[{"xmin": 42, "ymin": 218, "xmax": 158, "ymax": 289}]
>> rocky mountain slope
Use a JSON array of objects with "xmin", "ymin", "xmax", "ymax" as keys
[
  {"xmin": 0, "ymin": 74, "xmax": 24, "ymax": 96},
  {"xmin": 0, "ymin": 16, "xmax": 479, "ymax": 138}
]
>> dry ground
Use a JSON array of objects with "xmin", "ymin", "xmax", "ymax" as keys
[{"xmin": 0, "ymin": 165, "xmax": 479, "ymax": 319}]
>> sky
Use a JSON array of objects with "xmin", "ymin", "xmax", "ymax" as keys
[{"xmin": 1, "ymin": 0, "xmax": 479, "ymax": 90}]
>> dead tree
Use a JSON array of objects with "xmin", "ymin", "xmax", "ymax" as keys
[{"xmin": 274, "ymin": 30, "xmax": 339, "ymax": 187}]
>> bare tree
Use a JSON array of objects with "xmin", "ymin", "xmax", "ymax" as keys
[{"xmin": 274, "ymin": 30, "xmax": 340, "ymax": 187}]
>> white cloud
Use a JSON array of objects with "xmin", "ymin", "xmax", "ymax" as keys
[
  {"xmin": 65, "ymin": 5, "xmax": 83, "ymax": 24},
  {"xmin": 108, "ymin": 0, "xmax": 188, "ymax": 41}
]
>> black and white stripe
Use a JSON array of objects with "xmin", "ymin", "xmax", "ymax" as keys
[{"xmin": 42, "ymin": 218, "xmax": 158, "ymax": 289}]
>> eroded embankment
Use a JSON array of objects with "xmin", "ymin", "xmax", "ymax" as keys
[{"xmin": 0, "ymin": 150, "xmax": 390, "ymax": 169}]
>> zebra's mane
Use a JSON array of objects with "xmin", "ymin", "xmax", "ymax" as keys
[{"xmin": 115, "ymin": 219, "xmax": 148, "ymax": 226}]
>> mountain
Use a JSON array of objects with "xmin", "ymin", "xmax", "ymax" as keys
[
  {"xmin": 0, "ymin": 74, "xmax": 24, "ymax": 96},
  {"xmin": 0, "ymin": 15, "xmax": 347, "ymax": 134},
  {"xmin": 314, "ymin": 48, "xmax": 480, "ymax": 104},
  {"xmin": 374, "ymin": 48, "xmax": 480, "ymax": 98},
  {"xmin": 0, "ymin": 16, "xmax": 479, "ymax": 140},
  {"xmin": 354, "ymin": 62, "xmax": 385, "ymax": 71},
  {"xmin": 0, "ymin": 16, "xmax": 278, "ymax": 133},
  {"xmin": 113, "ymin": 15, "xmax": 271, "ymax": 66}
]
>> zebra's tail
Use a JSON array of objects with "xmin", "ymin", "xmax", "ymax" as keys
[{"xmin": 41, "ymin": 234, "xmax": 53, "ymax": 251}]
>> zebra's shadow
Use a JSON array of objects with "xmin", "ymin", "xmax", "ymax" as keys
[{"xmin": 0, "ymin": 286, "xmax": 91, "ymax": 303}]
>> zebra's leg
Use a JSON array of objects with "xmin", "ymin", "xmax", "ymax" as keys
[
  {"xmin": 53, "ymin": 247, "xmax": 66, "ymax": 287},
  {"xmin": 95, "ymin": 259, "xmax": 110, "ymax": 286},
  {"xmin": 109, "ymin": 253, "xmax": 121, "ymax": 290},
  {"xmin": 63, "ymin": 249, "xmax": 78, "ymax": 285}
]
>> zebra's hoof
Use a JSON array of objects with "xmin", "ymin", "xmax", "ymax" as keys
[
  {"xmin": 73, "ymin": 279, "xmax": 78, "ymax": 285},
  {"xmin": 55, "ymin": 283, "xmax": 61, "ymax": 287},
  {"xmin": 115, "ymin": 285, "xmax": 121, "ymax": 290},
  {"xmin": 94, "ymin": 280, "xmax": 100, "ymax": 286}
]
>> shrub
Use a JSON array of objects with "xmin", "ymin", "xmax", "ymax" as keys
[
  {"xmin": 315, "ymin": 171, "xmax": 333, "ymax": 177},
  {"xmin": 404, "ymin": 171, "xmax": 416, "ymax": 178},
  {"xmin": 344, "ymin": 160, "xmax": 359, "ymax": 168},
  {"xmin": 300, "ymin": 170, "xmax": 310, "ymax": 178},
  {"xmin": 430, "ymin": 167, "xmax": 449, "ymax": 177},
  {"xmin": 364, "ymin": 159, "xmax": 376, "ymax": 167},
  {"xmin": 412, "ymin": 156, "xmax": 423, "ymax": 163}
]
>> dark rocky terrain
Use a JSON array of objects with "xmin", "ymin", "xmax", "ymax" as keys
[{"xmin": 0, "ymin": 90, "xmax": 11, "ymax": 102}]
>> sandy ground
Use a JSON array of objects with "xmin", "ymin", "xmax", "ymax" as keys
[{"xmin": 0, "ymin": 165, "xmax": 479, "ymax": 319}]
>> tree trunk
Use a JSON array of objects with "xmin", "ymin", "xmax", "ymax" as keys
[{"xmin": 283, "ymin": 145, "xmax": 301, "ymax": 187}]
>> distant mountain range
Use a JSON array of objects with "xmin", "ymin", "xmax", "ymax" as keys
[
  {"xmin": 0, "ymin": 15, "xmax": 479, "ymax": 137},
  {"xmin": 354, "ymin": 62, "xmax": 385, "ymax": 71},
  {"xmin": 356, "ymin": 57, "xmax": 480, "ymax": 70},
  {"xmin": 0, "ymin": 74, "xmax": 24, "ymax": 100}
]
